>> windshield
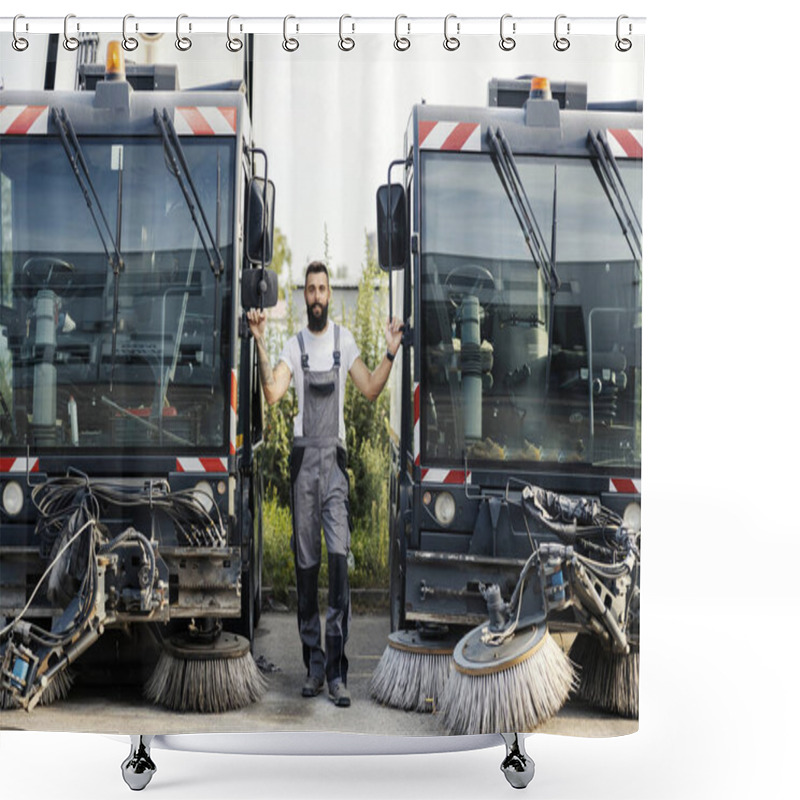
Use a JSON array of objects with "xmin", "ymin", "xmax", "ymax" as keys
[
  {"xmin": 419, "ymin": 151, "xmax": 642, "ymax": 469},
  {"xmin": 0, "ymin": 135, "xmax": 235, "ymax": 452}
]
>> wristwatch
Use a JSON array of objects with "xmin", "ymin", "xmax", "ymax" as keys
[{"xmin": 386, "ymin": 349, "xmax": 395, "ymax": 362}]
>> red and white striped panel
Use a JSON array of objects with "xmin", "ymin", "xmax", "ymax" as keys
[
  {"xmin": 609, "ymin": 478, "xmax": 641, "ymax": 494},
  {"xmin": 174, "ymin": 106, "xmax": 237, "ymax": 136},
  {"xmin": 413, "ymin": 383, "xmax": 470, "ymax": 483},
  {"xmin": 230, "ymin": 369, "xmax": 238, "ymax": 455},
  {"xmin": 0, "ymin": 105, "xmax": 49, "ymax": 135},
  {"xmin": 176, "ymin": 457, "xmax": 228, "ymax": 473},
  {"xmin": 606, "ymin": 129, "xmax": 643, "ymax": 159},
  {"xmin": 421, "ymin": 468, "xmax": 472, "ymax": 485},
  {"xmin": 419, "ymin": 121, "xmax": 481, "ymax": 151},
  {"xmin": 0, "ymin": 457, "xmax": 39, "ymax": 473}
]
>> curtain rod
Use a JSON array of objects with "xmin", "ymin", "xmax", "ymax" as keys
[{"xmin": 1, "ymin": 15, "xmax": 646, "ymax": 38}]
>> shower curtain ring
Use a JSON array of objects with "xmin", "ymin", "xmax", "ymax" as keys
[
  {"xmin": 283, "ymin": 16, "xmax": 299, "ymax": 52},
  {"xmin": 175, "ymin": 14, "xmax": 192, "ymax": 51},
  {"xmin": 394, "ymin": 15, "xmax": 411, "ymax": 51},
  {"xmin": 444, "ymin": 14, "xmax": 460, "ymax": 51},
  {"xmin": 554, "ymin": 14, "xmax": 570, "ymax": 51},
  {"xmin": 499, "ymin": 14, "xmax": 516, "ymax": 51},
  {"xmin": 63, "ymin": 14, "xmax": 80, "ymax": 51},
  {"xmin": 339, "ymin": 15, "xmax": 355, "ymax": 51},
  {"xmin": 12, "ymin": 14, "xmax": 29, "ymax": 51},
  {"xmin": 226, "ymin": 15, "xmax": 243, "ymax": 52},
  {"xmin": 615, "ymin": 15, "xmax": 633, "ymax": 51},
  {"xmin": 122, "ymin": 15, "xmax": 139, "ymax": 51}
]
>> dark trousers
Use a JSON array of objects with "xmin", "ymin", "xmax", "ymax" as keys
[{"xmin": 290, "ymin": 445, "xmax": 351, "ymax": 686}]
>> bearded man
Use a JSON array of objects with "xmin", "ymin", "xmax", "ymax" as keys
[{"xmin": 247, "ymin": 260, "xmax": 403, "ymax": 707}]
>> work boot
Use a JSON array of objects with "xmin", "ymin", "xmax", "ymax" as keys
[
  {"xmin": 301, "ymin": 674, "xmax": 324, "ymax": 698},
  {"xmin": 328, "ymin": 679, "xmax": 351, "ymax": 707}
]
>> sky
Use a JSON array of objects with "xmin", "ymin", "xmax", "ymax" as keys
[{"xmin": 1, "ymin": 2, "xmax": 799, "ymax": 799}]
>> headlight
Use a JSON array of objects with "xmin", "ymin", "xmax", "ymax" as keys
[
  {"xmin": 623, "ymin": 502, "xmax": 641, "ymax": 533},
  {"xmin": 2, "ymin": 481, "xmax": 24, "ymax": 516},
  {"xmin": 192, "ymin": 480, "xmax": 215, "ymax": 513},
  {"xmin": 434, "ymin": 491, "xmax": 456, "ymax": 526}
]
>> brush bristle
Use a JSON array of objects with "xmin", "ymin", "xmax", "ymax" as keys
[
  {"xmin": 439, "ymin": 631, "xmax": 577, "ymax": 735},
  {"xmin": 569, "ymin": 633, "xmax": 638, "ymax": 718},
  {"xmin": 1, "ymin": 668, "xmax": 74, "ymax": 709},
  {"xmin": 370, "ymin": 645, "xmax": 452, "ymax": 713},
  {"xmin": 144, "ymin": 650, "xmax": 267, "ymax": 713}
]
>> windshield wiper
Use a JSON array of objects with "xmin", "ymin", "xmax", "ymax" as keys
[
  {"xmin": 153, "ymin": 109, "xmax": 224, "ymax": 384},
  {"xmin": 487, "ymin": 125, "xmax": 560, "ymax": 294},
  {"xmin": 587, "ymin": 130, "xmax": 643, "ymax": 269},
  {"xmin": 152, "ymin": 109, "xmax": 224, "ymax": 279},
  {"xmin": 51, "ymin": 107, "xmax": 125, "ymax": 387},
  {"xmin": 487, "ymin": 124, "xmax": 561, "ymax": 402}
]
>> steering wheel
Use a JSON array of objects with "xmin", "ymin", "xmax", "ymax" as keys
[
  {"xmin": 21, "ymin": 257, "xmax": 76, "ymax": 297},
  {"xmin": 444, "ymin": 263, "xmax": 497, "ymax": 309}
]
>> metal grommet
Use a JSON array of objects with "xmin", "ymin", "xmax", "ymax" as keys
[
  {"xmin": 63, "ymin": 14, "xmax": 80, "ymax": 51},
  {"xmin": 226, "ymin": 15, "xmax": 243, "ymax": 52},
  {"xmin": 553, "ymin": 14, "xmax": 570, "ymax": 52},
  {"xmin": 499, "ymin": 14, "xmax": 516, "ymax": 51},
  {"xmin": 12, "ymin": 14, "xmax": 29, "ymax": 51},
  {"xmin": 175, "ymin": 14, "xmax": 192, "ymax": 51},
  {"xmin": 282, "ymin": 15, "xmax": 299, "ymax": 52},
  {"xmin": 444, "ymin": 14, "xmax": 460, "ymax": 51},
  {"xmin": 615, "ymin": 15, "xmax": 632, "ymax": 52},
  {"xmin": 394, "ymin": 14, "xmax": 411, "ymax": 51},
  {"xmin": 338, "ymin": 14, "xmax": 355, "ymax": 51},
  {"xmin": 122, "ymin": 14, "xmax": 139, "ymax": 51}
]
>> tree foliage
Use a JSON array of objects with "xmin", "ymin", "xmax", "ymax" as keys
[{"xmin": 344, "ymin": 236, "xmax": 390, "ymax": 524}]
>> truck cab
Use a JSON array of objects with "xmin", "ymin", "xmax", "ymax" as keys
[
  {"xmin": 378, "ymin": 76, "xmax": 642, "ymax": 638},
  {"xmin": 0, "ymin": 44, "xmax": 275, "ymax": 708}
]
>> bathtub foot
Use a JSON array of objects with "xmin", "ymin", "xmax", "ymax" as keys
[
  {"xmin": 121, "ymin": 735, "xmax": 156, "ymax": 791},
  {"xmin": 500, "ymin": 733, "xmax": 534, "ymax": 789}
]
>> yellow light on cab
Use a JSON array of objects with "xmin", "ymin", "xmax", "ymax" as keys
[
  {"xmin": 529, "ymin": 76, "xmax": 552, "ymax": 101},
  {"xmin": 105, "ymin": 41, "xmax": 126, "ymax": 81}
]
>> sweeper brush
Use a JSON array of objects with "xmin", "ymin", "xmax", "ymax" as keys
[
  {"xmin": 569, "ymin": 633, "xmax": 639, "ymax": 718},
  {"xmin": 438, "ymin": 623, "xmax": 577, "ymax": 735},
  {"xmin": 0, "ymin": 668, "xmax": 73, "ymax": 709},
  {"xmin": 144, "ymin": 630, "xmax": 267, "ymax": 713},
  {"xmin": 370, "ymin": 629, "xmax": 459, "ymax": 713}
]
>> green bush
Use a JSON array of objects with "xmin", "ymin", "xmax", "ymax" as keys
[{"xmin": 261, "ymin": 486, "xmax": 295, "ymax": 601}]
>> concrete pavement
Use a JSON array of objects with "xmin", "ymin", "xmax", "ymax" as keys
[{"xmin": 0, "ymin": 612, "xmax": 637, "ymax": 739}]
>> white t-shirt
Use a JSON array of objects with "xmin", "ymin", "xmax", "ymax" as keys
[{"xmin": 278, "ymin": 324, "xmax": 360, "ymax": 442}]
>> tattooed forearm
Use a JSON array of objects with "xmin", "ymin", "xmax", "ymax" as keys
[{"xmin": 256, "ymin": 338, "xmax": 275, "ymax": 389}]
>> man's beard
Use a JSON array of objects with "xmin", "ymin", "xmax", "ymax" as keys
[{"xmin": 306, "ymin": 301, "xmax": 329, "ymax": 332}]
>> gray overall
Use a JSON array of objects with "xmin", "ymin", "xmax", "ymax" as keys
[{"xmin": 289, "ymin": 325, "xmax": 351, "ymax": 687}]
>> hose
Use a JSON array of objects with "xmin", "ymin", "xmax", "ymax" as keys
[{"xmin": 4, "ymin": 473, "xmax": 224, "ymax": 649}]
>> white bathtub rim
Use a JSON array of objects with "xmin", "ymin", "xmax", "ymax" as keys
[{"xmin": 106, "ymin": 732, "xmax": 513, "ymax": 756}]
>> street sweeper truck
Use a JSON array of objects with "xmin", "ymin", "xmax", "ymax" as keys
[
  {"xmin": 0, "ymin": 41, "xmax": 278, "ymax": 712},
  {"xmin": 371, "ymin": 75, "xmax": 642, "ymax": 734}
]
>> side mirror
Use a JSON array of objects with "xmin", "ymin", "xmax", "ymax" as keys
[
  {"xmin": 242, "ymin": 268, "xmax": 279, "ymax": 310},
  {"xmin": 246, "ymin": 177, "xmax": 276, "ymax": 266},
  {"xmin": 376, "ymin": 183, "xmax": 408, "ymax": 271}
]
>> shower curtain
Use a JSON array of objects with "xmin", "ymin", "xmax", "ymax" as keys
[{"xmin": 0, "ymin": 12, "xmax": 644, "ymax": 746}]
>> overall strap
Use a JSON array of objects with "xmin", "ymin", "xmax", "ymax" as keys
[
  {"xmin": 297, "ymin": 330, "xmax": 309, "ymax": 371},
  {"xmin": 333, "ymin": 324, "xmax": 341, "ymax": 369}
]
